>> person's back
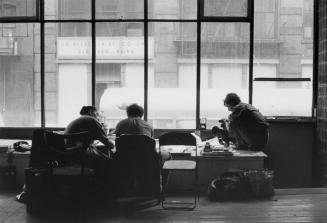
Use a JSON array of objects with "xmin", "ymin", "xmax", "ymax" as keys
[
  {"xmin": 229, "ymin": 102, "xmax": 269, "ymax": 148},
  {"xmin": 229, "ymin": 103, "xmax": 268, "ymax": 129},
  {"xmin": 115, "ymin": 117, "xmax": 153, "ymax": 138},
  {"xmin": 65, "ymin": 115, "xmax": 107, "ymax": 146},
  {"xmin": 65, "ymin": 115, "xmax": 96, "ymax": 133},
  {"xmin": 65, "ymin": 106, "xmax": 114, "ymax": 150},
  {"xmin": 223, "ymin": 93, "xmax": 269, "ymax": 151},
  {"xmin": 115, "ymin": 103, "xmax": 154, "ymax": 138}
]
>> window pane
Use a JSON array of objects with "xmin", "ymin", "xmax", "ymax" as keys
[
  {"xmin": 253, "ymin": 0, "xmax": 313, "ymax": 116},
  {"xmin": 45, "ymin": 23, "xmax": 92, "ymax": 127},
  {"xmin": 254, "ymin": 0, "xmax": 277, "ymax": 40},
  {"xmin": 148, "ymin": 0, "xmax": 197, "ymax": 19},
  {"xmin": 148, "ymin": 22, "xmax": 197, "ymax": 129},
  {"xmin": 0, "ymin": 23, "xmax": 40, "ymax": 127},
  {"xmin": 200, "ymin": 23, "xmax": 250, "ymax": 129},
  {"xmin": 96, "ymin": 23, "xmax": 144, "ymax": 128},
  {"xmin": 96, "ymin": 0, "xmax": 144, "ymax": 19},
  {"xmin": 45, "ymin": 0, "xmax": 91, "ymax": 20},
  {"xmin": 253, "ymin": 80, "xmax": 312, "ymax": 116},
  {"xmin": 303, "ymin": 0, "xmax": 313, "ymax": 40},
  {"xmin": 204, "ymin": 0, "xmax": 248, "ymax": 17},
  {"xmin": 0, "ymin": 0, "xmax": 36, "ymax": 17}
]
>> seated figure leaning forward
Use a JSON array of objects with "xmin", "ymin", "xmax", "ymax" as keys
[
  {"xmin": 64, "ymin": 105, "xmax": 115, "ymax": 182},
  {"xmin": 16, "ymin": 106, "xmax": 115, "ymax": 203},
  {"xmin": 221, "ymin": 93, "xmax": 269, "ymax": 151}
]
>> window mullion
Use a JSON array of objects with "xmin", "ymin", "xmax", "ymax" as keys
[
  {"xmin": 249, "ymin": 0, "xmax": 254, "ymax": 104},
  {"xmin": 144, "ymin": 0, "xmax": 148, "ymax": 121},
  {"xmin": 40, "ymin": 0, "xmax": 45, "ymax": 127},
  {"xmin": 91, "ymin": 0, "xmax": 95, "ymax": 106},
  {"xmin": 196, "ymin": 0, "xmax": 202, "ymax": 129}
]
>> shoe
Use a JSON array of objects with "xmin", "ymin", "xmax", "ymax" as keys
[{"xmin": 16, "ymin": 191, "xmax": 27, "ymax": 203}]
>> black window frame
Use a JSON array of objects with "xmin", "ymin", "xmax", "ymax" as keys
[
  {"xmin": 201, "ymin": 0, "xmax": 251, "ymax": 21},
  {"xmin": 0, "ymin": 0, "xmax": 317, "ymax": 138},
  {"xmin": 0, "ymin": 0, "xmax": 40, "ymax": 22}
]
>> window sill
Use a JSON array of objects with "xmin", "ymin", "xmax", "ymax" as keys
[{"xmin": 266, "ymin": 117, "xmax": 315, "ymax": 123}]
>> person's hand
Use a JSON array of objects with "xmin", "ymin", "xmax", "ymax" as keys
[
  {"xmin": 211, "ymin": 126, "xmax": 222, "ymax": 136},
  {"xmin": 218, "ymin": 118, "xmax": 229, "ymax": 130},
  {"xmin": 107, "ymin": 149, "xmax": 113, "ymax": 160}
]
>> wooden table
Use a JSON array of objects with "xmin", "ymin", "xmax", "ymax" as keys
[
  {"xmin": 166, "ymin": 149, "xmax": 267, "ymax": 193},
  {"xmin": 0, "ymin": 140, "xmax": 31, "ymax": 186},
  {"xmin": 0, "ymin": 139, "xmax": 266, "ymax": 190}
]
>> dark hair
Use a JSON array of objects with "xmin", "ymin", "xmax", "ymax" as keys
[
  {"xmin": 80, "ymin": 106, "xmax": 97, "ymax": 115},
  {"xmin": 224, "ymin": 93, "xmax": 241, "ymax": 107},
  {"xmin": 126, "ymin": 103, "xmax": 144, "ymax": 117}
]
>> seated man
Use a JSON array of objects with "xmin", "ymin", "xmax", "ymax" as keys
[
  {"xmin": 17, "ymin": 106, "xmax": 114, "ymax": 202},
  {"xmin": 64, "ymin": 106, "xmax": 115, "ymax": 179},
  {"xmin": 115, "ymin": 103, "xmax": 163, "ymax": 158},
  {"xmin": 222, "ymin": 93, "xmax": 269, "ymax": 151},
  {"xmin": 65, "ymin": 106, "xmax": 114, "ymax": 152},
  {"xmin": 115, "ymin": 103, "xmax": 170, "ymax": 192},
  {"xmin": 115, "ymin": 103, "xmax": 153, "ymax": 137}
]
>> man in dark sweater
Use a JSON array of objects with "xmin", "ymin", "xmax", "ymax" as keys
[{"xmin": 223, "ymin": 93, "xmax": 269, "ymax": 151}]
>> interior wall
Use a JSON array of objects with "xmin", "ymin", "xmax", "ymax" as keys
[
  {"xmin": 265, "ymin": 121, "xmax": 314, "ymax": 188},
  {"xmin": 317, "ymin": 0, "xmax": 327, "ymax": 186}
]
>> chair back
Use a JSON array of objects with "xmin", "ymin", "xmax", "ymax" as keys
[
  {"xmin": 30, "ymin": 129, "xmax": 48, "ymax": 168},
  {"xmin": 158, "ymin": 132, "xmax": 199, "ymax": 209},
  {"xmin": 43, "ymin": 131, "xmax": 90, "ymax": 165},
  {"xmin": 159, "ymin": 132, "xmax": 197, "ymax": 157},
  {"xmin": 115, "ymin": 134, "xmax": 160, "ymax": 196},
  {"xmin": 26, "ymin": 130, "xmax": 93, "ymax": 212},
  {"xmin": 159, "ymin": 132, "xmax": 196, "ymax": 146}
]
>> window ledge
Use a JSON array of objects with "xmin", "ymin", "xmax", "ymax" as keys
[{"xmin": 266, "ymin": 117, "xmax": 315, "ymax": 123}]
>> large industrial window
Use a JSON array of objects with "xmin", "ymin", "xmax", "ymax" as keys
[
  {"xmin": 0, "ymin": 0, "xmax": 315, "ymax": 130},
  {"xmin": 0, "ymin": 0, "xmax": 37, "ymax": 18},
  {"xmin": 253, "ymin": 0, "xmax": 313, "ymax": 117}
]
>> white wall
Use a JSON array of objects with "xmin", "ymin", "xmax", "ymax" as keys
[
  {"xmin": 124, "ymin": 63, "xmax": 144, "ymax": 88},
  {"xmin": 58, "ymin": 64, "xmax": 92, "ymax": 126}
]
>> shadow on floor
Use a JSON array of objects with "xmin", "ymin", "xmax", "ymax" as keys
[{"xmin": 25, "ymin": 195, "xmax": 161, "ymax": 222}]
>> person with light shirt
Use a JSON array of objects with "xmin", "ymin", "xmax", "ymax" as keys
[
  {"xmin": 115, "ymin": 103, "xmax": 153, "ymax": 138},
  {"xmin": 115, "ymin": 103, "xmax": 171, "ymax": 192}
]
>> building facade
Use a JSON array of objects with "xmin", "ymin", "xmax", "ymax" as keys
[{"xmin": 0, "ymin": 0, "xmax": 313, "ymax": 129}]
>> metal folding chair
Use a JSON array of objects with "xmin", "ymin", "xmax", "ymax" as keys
[{"xmin": 159, "ymin": 132, "xmax": 198, "ymax": 210}]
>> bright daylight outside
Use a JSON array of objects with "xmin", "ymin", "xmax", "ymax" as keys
[{"xmin": 0, "ymin": 0, "xmax": 313, "ymax": 129}]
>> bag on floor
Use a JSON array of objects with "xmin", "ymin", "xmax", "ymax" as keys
[
  {"xmin": 208, "ymin": 170, "xmax": 251, "ymax": 201},
  {"xmin": 208, "ymin": 169, "xmax": 275, "ymax": 201},
  {"xmin": 244, "ymin": 170, "xmax": 275, "ymax": 197}
]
